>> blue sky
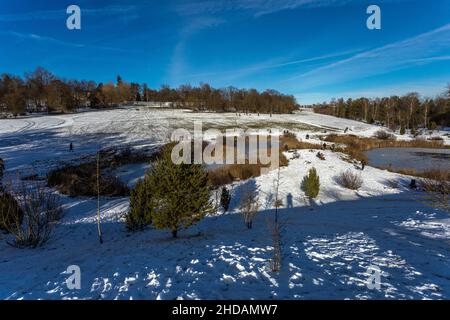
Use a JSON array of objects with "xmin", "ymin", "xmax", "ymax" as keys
[{"xmin": 0, "ymin": 0, "xmax": 449, "ymax": 104}]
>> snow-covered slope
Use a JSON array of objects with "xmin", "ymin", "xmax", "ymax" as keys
[{"xmin": 0, "ymin": 108, "xmax": 449, "ymax": 300}]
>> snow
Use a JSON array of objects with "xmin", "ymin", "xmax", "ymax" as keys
[{"xmin": 0, "ymin": 106, "xmax": 449, "ymax": 300}]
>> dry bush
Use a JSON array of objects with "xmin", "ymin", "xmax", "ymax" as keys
[
  {"xmin": 239, "ymin": 188, "xmax": 259, "ymax": 229},
  {"xmin": 208, "ymin": 167, "xmax": 234, "ymax": 187},
  {"xmin": 48, "ymin": 162, "xmax": 129, "ymax": 197},
  {"xmin": 1, "ymin": 181, "xmax": 63, "ymax": 248},
  {"xmin": 383, "ymin": 167, "xmax": 449, "ymax": 181},
  {"xmin": 420, "ymin": 170, "xmax": 450, "ymax": 213},
  {"xmin": 229, "ymin": 164, "xmax": 263, "ymax": 181},
  {"xmin": 208, "ymin": 154, "xmax": 288, "ymax": 188},
  {"xmin": 373, "ymin": 130, "xmax": 396, "ymax": 140},
  {"xmin": 207, "ymin": 136, "xmax": 289, "ymax": 188},
  {"xmin": 208, "ymin": 164, "xmax": 263, "ymax": 187},
  {"xmin": 421, "ymin": 169, "xmax": 450, "ymax": 181},
  {"xmin": 383, "ymin": 167, "xmax": 418, "ymax": 177},
  {"xmin": 47, "ymin": 146, "xmax": 155, "ymax": 197},
  {"xmin": 337, "ymin": 170, "xmax": 363, "ymax": 190},
  {"xmin": 280, "ymin": 134, "xmax": 321, "ymax": 150},
  {"xmin": 324, "ymin": 134, "xmax": 446, "ymax": 151},
  {"xmin": 107, "ymin": 147, "xmax": 153, "ymax": 166},
  {"xmin": 0, "ymin": 191, "xmax": 24, "ymax": 232},
  {"xmin": 274, "ymin": 199, "xmax": 284, "ymax": 208}
]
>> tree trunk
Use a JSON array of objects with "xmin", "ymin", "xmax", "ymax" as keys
[
  {"xmin": 97, "ymin": 152, "xmax": 103, "ymax": 244},
  {"xmin": 424, "ymin": 104, "xmax": 428, "ymax": 128},
  {"xmin": 172, "ymin": 229, "xmax": 178, "ymax": 238}
]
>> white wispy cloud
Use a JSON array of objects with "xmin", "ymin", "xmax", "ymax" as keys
[
  {"xmin": 176, "ymin": 0, "xmax": 358, "ymax": 17},
  {"xmin": 0, "ymin": 5, "xmax": 139, "ymax": 22},
  {"xmin": 296, "ymin": 79, "xmax": 450, "ymax": 104},
  {"xmin": 168, "ymin": 16, "xmax": 226, "ymax": 84},
  {"xmin": 4, "ymin": 31, "xmax": 139, "ymax": 53},
  {"xmin": 178, "ymin": 48, "xmax": 362, "ymax": 81},
  {"xmin": 287, "ymin": 23, "xmax": 450, "ymax": 88}
]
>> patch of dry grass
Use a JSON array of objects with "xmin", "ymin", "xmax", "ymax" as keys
[
  {"xmin": 208, "ymin": 134, "xmax": 293, "ymax": 187},
  {"xmin": 280, "ymin": 133, "xmax": 322, "ymax": 150}
]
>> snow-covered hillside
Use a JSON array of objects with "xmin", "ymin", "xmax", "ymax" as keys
[{"xmin": 0, "ymin": 107, "xmax": 449, "ymax": 300}]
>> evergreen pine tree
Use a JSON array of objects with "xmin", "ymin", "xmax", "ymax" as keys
[
  {"xmin": 302, "ymin": 168, "xmax": 320, "ymax": 199},
  {"xmin": 220, "ymin": 186, "xmax": 231, "ymax": 212},
  {"xmin": 125, "ymin": 179, "xmax": 153, "ymax": 231},
  {"xmin": 150, "ymin": 144, "xmax": 214, "ymax": 238}
]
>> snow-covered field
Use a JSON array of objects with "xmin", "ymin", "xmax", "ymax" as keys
[{"xmin": 0, "ymin": 107, "xmax": 449, "ymax": 300}]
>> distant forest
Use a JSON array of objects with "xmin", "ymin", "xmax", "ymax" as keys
[
  {"xmin": 312, "ymin": 90, "xmax": 450, "ymax": 130},
  {"xmin": 0, "ymin": 67, "xmax": 298, "ymax": 116}
]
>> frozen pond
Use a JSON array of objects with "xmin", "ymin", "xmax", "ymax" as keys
[{"xmin": 365, "ymin": 148, "xmax": 450, "ymax": 172}]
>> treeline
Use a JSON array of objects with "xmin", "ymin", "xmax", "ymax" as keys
[
  {"xmin": 0, "ymin": 67, "xmax": 298, "ymax": 116},
  {"xmin": 312, "ymin": 90, "xmax": 450, "ymax": 130}
]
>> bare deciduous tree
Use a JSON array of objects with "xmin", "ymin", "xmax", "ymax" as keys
[
  {"xmin": 239, "ymin": 189, "xmax": 259, "ymax": 229},
  {"xmin": 1, "ymin": 179, "xmax": 63, "ymax": 248}
]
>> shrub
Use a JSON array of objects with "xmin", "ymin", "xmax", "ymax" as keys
[
  {"xmin": 150, "ymin": 144, "xmax": 215, "ymax": 238},
  {"xmin": 373, "ymin": 130, "xmax": 395, "ymax": 140},
  {"xmin": 400, "ymin": 126, "xmax": 406, "ymax": 135},
  {"xmin": 207, "ymin": 135, "xmax": 290, "ymax": 188},
  {"xmin": 280, "ymin": 134, "xmax": 321, "ymax": 150},
  {"xmin": 220, "ymin": 186, "xmax": 231, "ymax": 212},
  {"xmin": 275, "ymin": 199, "xmax": 284, "ymax": 208},
  {"xmin": 208, "ymin": 162, "xmax": 281, "ymax": 188},
  {"xmin": 337, "ymin": 170, "xmax": 363, "ymax": 190},
  {"xmin": 125, "ymin": 179, "xmax": 153, "ymax": 231},
  {"xmin": 302, "ymin": 168, "xmax": 320, "ymax": 199},
  {"xmin": 0, "ymin": 191, "xmax": 24, "ymax": 232},
  {"xmin": 47, "ymin": 147, "xmax": 154, "ymax": 197},
  {"xmin": 48, "ymin": 163, "xmax": 129, "ymax": 197},
  {"xmin": 239, "ymin": 188, "xmax": 259, "ymax": 229},
  {"xmin": 208, "ymin": 167, "xmax": 234, "ymax": 187},
  {"xmin": 2, "ymin": 181, "xmax": 63, "ymax": 248},
  {"xmin": 421, "ymin": 170, "xmax": 450, "ymax": 213}
]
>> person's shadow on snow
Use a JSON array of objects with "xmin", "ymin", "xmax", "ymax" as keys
[{"xmin": 286, "ymin": 193, "xmax": 293, "ymax": 209}]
